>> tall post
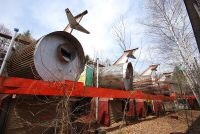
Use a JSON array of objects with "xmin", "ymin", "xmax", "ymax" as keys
[
  {"xmin": 96, "ymin": 58, "xmax": 99, "ymax": 88},
  {"xmin": 0, "ymin": 28, "xmax": 19, "ymax": 76},
  {"xmin": 184, "ymin": 0, "xmax": 200, "ymax": 52},
  {"xmin": 96, "ymin": 58, "xmax": 99, "ymax": 121}
]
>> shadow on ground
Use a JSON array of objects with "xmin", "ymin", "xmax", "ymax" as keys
[
  {"xmin": 102, "ymin": 112, "xmax": 173, "ymax": 132},
  {"xmin": 186, "ymin": 115, "xmax": 200, "ymax": 134}
]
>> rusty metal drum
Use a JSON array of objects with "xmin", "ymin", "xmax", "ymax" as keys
[
  {"xmin": 7, "ymin": 31, "xmax": 85, "ymax": 81},
  {"xmin": 94, "ymin": 62, "xmax": 133, "ymax": 90}
]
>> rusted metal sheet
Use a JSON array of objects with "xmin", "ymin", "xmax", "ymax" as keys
[
  {"xmin": 152, "ymin": 100, "xmax": 164, "ymax": 115},
  {"xmin": 135, "ymin": 99, "xmax": 146, "ymax": 118},
  {"xmin": 98, "ymin": 98, "xmax": 110, "ymax": 126},
  {"xmin": 109, "ymin": 100, "xmax": 123, "ymax": 124},
  {"xmin": 126, "ymin": 99, "xmax": 136, "ymax": 118},
  {"xmin": 94, "ymin": 62, "xmax": 133, "ymax": 90},
  {"xmin": 7, "ymin": 31, "xmax": 85, "ymax": 81}
]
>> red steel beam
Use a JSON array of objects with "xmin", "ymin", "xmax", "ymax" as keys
[{"xmin": 0, "ymin": 77, "xmax": 193, "ymax": 101}]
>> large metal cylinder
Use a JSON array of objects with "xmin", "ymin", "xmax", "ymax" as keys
[
  {"xmin": 95, "ymin": 62, "xmax": 133, "ymax": 90},
  {"xmin": 7, "ymin": 31, "xmax": 85, "ymax": 81}
]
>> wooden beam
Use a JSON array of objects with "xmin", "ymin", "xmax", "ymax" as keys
[{"xmin": 0, "ymin": 32, "xmax": 30, "ymax": 45}]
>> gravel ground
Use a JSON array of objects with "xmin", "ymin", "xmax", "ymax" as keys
[{"xmin": 107, "ymin": 110, "xmax": 200, "ymax": 134}]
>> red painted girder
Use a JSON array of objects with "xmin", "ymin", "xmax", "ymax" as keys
[{"xmin": 0, "ymin": 77, "xmax": 188, "ymax": 100}]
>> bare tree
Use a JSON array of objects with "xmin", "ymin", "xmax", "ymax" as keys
[
  {"xmin": 144, "ymin": 0, "xmax": 200, "ymax": 105},
  {"xmin": 145, "ymin": 0, "xmax": 196, "ymax": 63},
  {"xmin": 0, "ymin": 24, "xmax": 11, "ymax": 34},
  {"xmin": 112, "ymin": 16, "xmax": 132, "ymax": 51},
  {"xmin": 18, "ymin": 30, "xmax": 35, "ymax": 44},
  {"xmin": 0, "ymin": 24, "xmax": 11, "ymax": 50}
]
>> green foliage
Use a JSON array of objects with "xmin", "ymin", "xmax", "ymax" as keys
[
  {"xmin": 85, "ymin": 54, "xmax": 91, "ymax": 64},
  {"xmin": 19, "ymin": 30, "xmax": 35, "ymax": 44},
  {"xmin": 173, "ymin": 66, "xmax": 185, "ymax": 80},
  {"xmin": 173, "ymin": 66, "xmax": 190, "ymax": 95},
  {"xmin": 23, "ymin": 30, "xmax": 31, "ymax": 37}
]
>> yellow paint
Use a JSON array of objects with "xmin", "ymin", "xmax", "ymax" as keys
[{"xmin": 78, "ymin": 66, "xmax": 86, "ymax": 85}]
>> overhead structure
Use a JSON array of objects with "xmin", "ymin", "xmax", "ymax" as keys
[
  {"xmin": 157, "ymin": 72, "xmax": 176, "ymax": 95},
  {"xmin": 133, "ymin": 64, "xmax": 160, "ymax": 94},
  {"xmin": 0, "ymin": 32, "xmax": 30, "ymax": 45},
  {"xmin": 94, "ymin": 62, "xmax": 133, "ymax": 90},
  {"xmin": 7, "ymin": 31, "xmax": 85, "ymax": 81},
  {"xmin": 113, "ymin": 48, "xmax": 138, "ymax": 65}
]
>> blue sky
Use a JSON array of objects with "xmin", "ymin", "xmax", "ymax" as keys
[{"xmin": 0, "ymin": 0, "xmax": 163, "ymax": 73}]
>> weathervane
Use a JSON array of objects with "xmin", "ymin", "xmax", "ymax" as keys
[{"xmin": 64, "ymin": 8, "xmax": 90, "ymax": 34}]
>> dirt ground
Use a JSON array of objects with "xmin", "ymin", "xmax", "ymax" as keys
[{"xmin": 106, "ymin": 110, "xmax": 200, "ymax": 134}]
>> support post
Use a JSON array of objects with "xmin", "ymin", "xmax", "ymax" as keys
[{"xmin": 96, "ymin": 58, "xmax": 99, "ymax": 121}]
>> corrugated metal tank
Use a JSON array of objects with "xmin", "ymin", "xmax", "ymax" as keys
[
  {"xmin": 7, "ymin": 31, "xmax": 85, "ymax": 81},
  {"xmin": 94, "ymin": 62, "xmax": 133, "ymax": 90}
]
